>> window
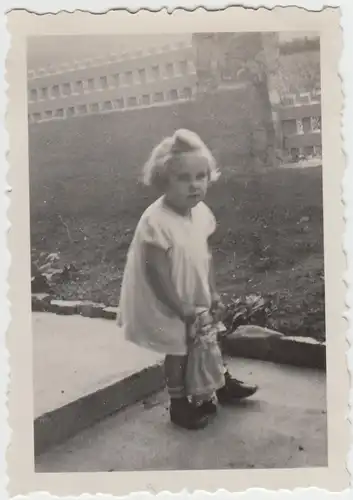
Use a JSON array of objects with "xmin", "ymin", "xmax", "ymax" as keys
[
  {"xmin": 103, "ymin": 101, "xmax": 113, "ymax": 111},
  {"xmin": 100, "ymin": 76, "xmax": 108, "ymax": 89},
  {"xmin": 89, "ymin": 103, "xmax": 100, "ymax": 113},
  {"xmin": 33, "ymin": 112, "xmax": 41, "ymax": 122},
  {"xmin": 112, "ymin": 74, "xmax": 120, "ymax": 87},
  {"xmin": 55, "ymin": 108, "xmax": 64, "ymax": 118},
  {"xmin": 45, "ymin": 110, "xmax": 53, "ymax": 119},
  {"xmin": 182, "ymin": 87, "xmax": 192, "ymax": 99},
  {"xmin": 40, "ymin": 87, "xmax": 48, "ymax": 100},
  {"xmin": 298, "ymin": 93, "xmax": 310, "ymax": 104},
  {"xmin": 311, "ymin": 116, "xmax": 321, "ymax": 132},
  {"xmin": 67, "ymin": 106, "xmax": 76, "ymax": 117},
  {"xmin": 290, "ymin": 147, "xmax": 299, "ymax": 160},
  {"xmin": 296, "ymin": 119, "xmax": 304, "ymax": 134},
  {"xmin": 282, "ymin": 119, "xmax": 297, "ymax": 136},
  {"xmin": 314, "ymin": 145, "xmax": 322, "ymax": 157},
  {"xmin": 303, "ymin": 146, "xmax": 314, "ymax": 157},
  {"xmin": 29, "ymin": 88, "xmax": 38, "ymax": 101},
  {"xmin": 179, "ymin": 60, "xmax": 188, "ymax": 75},
  {"xmin": 62, "ymin": 83, "xmax": 72, "ymax": 96},
  {"xmin": 165, "ymin": 63, "xmax": 174, "ymax": 78},
  {"xmin": 302, "ymin": 117, "xmax": 311, "ymax": 134},
  {"xmin": 87, "ymin": 78, "xmax": 95, "ymax": 91},
  {"xmin": 125, "ymin": 71, "xmax": 134, "ymax": 86},
  {"xmin": 127, "ymin": 96, "xmax": 137, "ymax": 107},
  {"xmin": 312, "ymin": 89, "xmax": 321, "ymax": 103},
  {"xmin": 52, "ymin": 85, "xmax": 60, "ymax": 98},
  {"xmin": 141, "ymin": 94, "xmax": 150, "ymax": 106},
  {"xmin": 138, "ymin": 68, "xmax": 146, "ymax": 84},
  {"xmin": 114, "ymin": 98, "xmax": 125, "ymax": 109},
  {"xmin": 151, "ymin": 65, "xmax": 160, "ymax": 80},
  {"xmin": 154, "ymin": 92, "xmax": 164, "ymax": 103},
  {"xmin": 169, "ymin": 89, "xmax": 179, "ymax": 101},
  {"xmin": 28, "ymin": 114, "xmax": 32, "ymax": 124},
  {"xmin": 189, "ymin": 60, "xmax": 196, "ymax": 74},
  {"xmin": 78, "ymin": 104, "xmax": 87, "ymax": 114},
  {"xmin": 74, "ymin": 80, "xmax": 83, "ymax": 93},
  {"xmin": 282, "ymin": 95, "xmax": 295, "ymax": 106}
]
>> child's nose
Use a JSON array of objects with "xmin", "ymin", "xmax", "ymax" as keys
[{"xmin": 190, "ymin": 179, "xmax": 200, "ymax": 190}]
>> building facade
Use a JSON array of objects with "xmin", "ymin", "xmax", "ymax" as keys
[
  {"xmin": 27, "ymin": 34, "xmax": 322, "ymax": 164},
  {"xmin": 279, "ymin": 89, "xmax": 322, "ymax": 161},
  {"xmin": 27, "ymin": 40, "xmax": 197, "ymax": 123}
]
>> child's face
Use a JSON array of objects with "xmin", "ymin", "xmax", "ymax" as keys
[{"xmin": 165, "ymin": 152, "xmax": 210, "ymax": 211}]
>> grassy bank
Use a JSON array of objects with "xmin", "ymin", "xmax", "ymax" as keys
[{"xmin": 30, "ymin": 145, "xmax": 325, "ymax": 340}]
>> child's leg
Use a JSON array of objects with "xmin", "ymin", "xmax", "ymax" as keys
[{"xmin": 164, "ymin": 354, "xmax": 187, "ymax": 399}]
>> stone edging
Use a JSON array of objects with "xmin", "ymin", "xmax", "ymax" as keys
[
  {"xmin": 221, "ymin": 325, "xmax": 326, "ymax": 370},
  {"xmin": 32, "ymin": 294, "xmax": 118, "ymax": 319},
  {"xmin": 32, "ymin": 294, "xmax": 326, "ymax": 371}
]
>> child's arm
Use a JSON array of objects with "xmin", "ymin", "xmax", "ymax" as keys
[
  {"xmin": 144, "ymin": 242, "xmax": 196, "ymax": 324},
  {"xmin": 208, "ymin": 241, "xmax": 221, "ymax": 304},
  {"xmin": 208, "ymin": 244, "xmax": 225, "ymax": 319},
  {"xmin": 209, "ymin": 251, "xmax": 221, "ymax": 304}
]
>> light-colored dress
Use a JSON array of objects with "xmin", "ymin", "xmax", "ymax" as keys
[{"xmin": 118, "ymin": 195, "xmax": 216, "ymax": 355}]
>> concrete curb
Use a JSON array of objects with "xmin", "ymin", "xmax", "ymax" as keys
[
  {"xmin": 34, "ymin": 362, "xmax": 165, "ymax": 457},
  {"xmin": 221, "ymin": 326, "xmax": 326, "ymax": 370},
  {"xmin": 32, "ymin": 295, "xmax": 326, "ymax": 371},
  {"xmin": 32, "ymin": 299, "xmax": 326, "ymax": 454}
]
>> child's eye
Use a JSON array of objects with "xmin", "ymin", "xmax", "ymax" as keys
[
  {"xmin": 177, "ymin": 174, "xmax": 190, "ymax": 182},
  {"xmin": 196, "ymin": 172, "xmax": 207, "ymax": 180}
]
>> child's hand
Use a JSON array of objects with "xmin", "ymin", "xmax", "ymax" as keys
[
  {"xmin": 211, "ymin": 295, "xmax": 226, "ymax": 321},
  {"xmin": 181, "ymin": 304, "xmax": 197, "ymax": 325},
  {"xmin": 210, "ymin": 292, "xmax": 222, "ymax": 308},
  {"xmin": 199, "ymin": 310, "xmax": 213, "ymax": 326},
  {"xmin": 186, "ymin": 322, "xmax": 197, "ymax": 346}
]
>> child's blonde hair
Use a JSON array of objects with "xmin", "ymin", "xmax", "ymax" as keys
[{"xmin": 143, "ymin": 129, "xmax": 220, "ymax": 190}]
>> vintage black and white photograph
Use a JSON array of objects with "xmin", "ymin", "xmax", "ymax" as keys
[
  {"xmin": 28, "ymin": 29, "xmax": 328, "ymax": 469},
  {"xmin": 5, "ymin": 6, "xmax": 348, "ymax": 495}
]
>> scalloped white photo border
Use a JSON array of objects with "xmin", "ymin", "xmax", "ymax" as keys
[{"xmin": 1, "ymin": 1, "xmax": 352, "ymax": 499}]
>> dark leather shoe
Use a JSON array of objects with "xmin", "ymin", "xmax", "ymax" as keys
[
  {"xmin": 217, "ymin": 373, "xmax": 258, "ymax": 404},
  {"xmin": 196, "ymin": 400, "xmax": 218, "ymax": 416},
  {"xmin": 170, "ymin": 399, "xmax": 209, "ymax": 430}
]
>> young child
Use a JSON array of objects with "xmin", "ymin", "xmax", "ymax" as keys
[{"xmin": 118, "ymin": 129, "xmax": 257, "ymax": 430}]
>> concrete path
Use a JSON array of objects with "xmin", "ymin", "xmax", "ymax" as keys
[
  {"xmin": 33, "ymin": 313, "xmax": 162, "ymax": 417},
  {"xmin": 35, "ymin": 358, "xmax": 327, "ymax": 472}
]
